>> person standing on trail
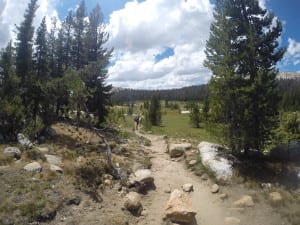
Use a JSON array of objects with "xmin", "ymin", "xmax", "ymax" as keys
[{"xmin": 134, "ymin": 114, "xmax": 141, "ymax": 131}]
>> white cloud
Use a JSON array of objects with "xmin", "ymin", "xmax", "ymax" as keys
[
  {"xmin": 0, "ymin": 0, "xmax": 58, "ymax": 48},
  {"xmin": 258, "ymin": 0, "xmax": 267, "ymax": 9},
  {"xmin": 106, "ymin": 0, "xmax": 213, "ymax": 89},
  {"xmin": 282, "ymin": 38, "xmax": 300, "ymax": 67}
]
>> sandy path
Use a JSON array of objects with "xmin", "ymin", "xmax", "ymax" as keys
[{"xmin": 138, "ymin": 133, "xmax": 289, "ymax": 225}]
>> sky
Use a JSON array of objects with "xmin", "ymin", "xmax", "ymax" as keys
[{"xmin": 0, "ymin": 0, "xmax": 300, "ymax": 89}]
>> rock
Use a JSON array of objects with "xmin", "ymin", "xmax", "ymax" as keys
[
  {"xmin": 3, "ymin": 147, "xmax": 21, "ymax": 159},
  {"xmin": 211, "ymin": 184, "xmax": 219, "ymax": 193},
  {"xmin": 45, "ymin": 154, "xmax": 62, "ymax": 166},
  {"xmin": 189, "ymin": 160, "xmax": 197, "ymax": 166},
  {"xmin": 36, "ymin": 147, "xmax": 49, "ymax": 153},
  {"xmin": 24, "ymin": 162, "xmax": 42, "ymax": 172},
  {"xmin": 124, "ymin": 192, "xmax": 143, "ymax": 215},
  {"xmin": 261, "ymin": 183, "xmax": 272, "ymax": 189},
  {"xmin": 224, "ymin": 217, "xmax": 241, "ymax": 224},
  {"xmin": 182, "ymin": 183, "xmax": 194, "ymax": 192},
  {"xmin": 169, "ymin": 143, "xmax": 192, "ymax": 158},
  {"xmin": 220, "ymin": 193, "xmax": 228, "ymax": 200},
  {"xmin": 17, "ymin": 133, "xmax": 33, "ymax": 148},
  {"xmin": 199, "ymin": 142, "xmax": 232, "ymax": 181},
  {"xmin": 201, "ymin": 173, "xmax": 209, "ymax": 180},
  {"xmin": 50, "ymin": 164, "xmax": 63, "ymax": 173},
  {"xmin": 104, "ymin": 179, "xmax": 113, "ymax": 186},
  {"xmin": 164, "ymin": 186, "xmax": 172, "ymax": 194},
  {"xmin": 129, "ymin": 169, "xmax": 154, "ymax": 186},
  {"xmin": 269, "ymin": 192, "xmax": 282, "ymax": 202},
  {"xmin": 233, "ymin": 195, "xmax": 254, "ymax": 207},
  {"xmin": 164, "ymin": 189, "xmax": 197, "ymax": 223},
  {"xmin": 45, "ymin": 127, "xmax": 57, "ymax": 137},
  {"xmin": 67, "ymin": 196, "xmax": 81, "ymax": 205}
]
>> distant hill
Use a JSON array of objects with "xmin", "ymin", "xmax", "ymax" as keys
[{"xmin": 111, "ymin": 72, "xmax": 300, "ymax": 103}]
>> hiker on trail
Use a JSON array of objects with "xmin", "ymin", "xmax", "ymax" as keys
[{"xmin": 134, "ymin": 114, "xmax": 141, "ymax": 131}]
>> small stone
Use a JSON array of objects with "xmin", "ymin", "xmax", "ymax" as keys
[
  {"xmin": 164, "ymin": 186, "xmax": 172, "ymax": 194},
  {"xmin": 50, "ymin": 164, "xmax": 63, "ymax": 173},
  {"xmin": 3, "ymin": 147, "xmax": 21, "ymax": 159},
  {"xmin": 211, "ymin": 184, "xmax": 219, "ymax": 193},
  {"xmin": 45, "ymin": 154, "xmax": 62, "ymax": 166},
  {"xmin": 24, "ymin": 162, "xmax": 42, "ymax": 173},
  {"xmin": 233, "ymin": 195, "xmax": 254, "ymax": 207},
  {"xmin": 104, "ymin": 179, "xmax": 113, "ymax": 186},
  {"xmin": 220, "ymin": 193, "xmax": 228, "ymax": 200},
  {"xmin": 201, "ymin": 173, "xmax": 209, "ymax": 180},
  {"xmin": 124, "ymin": 192, "xmax": 143, "ymax": 216},
  {"xmin": 36, "ymin": 147, "xmax": 49, "ymax": 153},
  {"xmin": 224, "ymin": 217, "xmax": 241, "ymax": 224},
  {"xmin": 182, "ymin": 183, "xmax": 194, "ymax": 192},
  {"xmin": 189, "ymin": 160, "xmax": 197, "ymax": 166},
  {"xmin": 269, "ymin": 192, "xmax": 282, "ymax": 202}
]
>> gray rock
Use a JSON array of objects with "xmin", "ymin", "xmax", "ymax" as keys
[
  {"xmin": 24, "ymin": 162, "xmax": 42, "ymax": 172},
  {"xmin": 169, "ymin": 143, "xmax": 192, "ymax": 158},
  {"xmin": 224, "ymin": 217, "xmax": 241, "ymax": 224},
  {"xmin": 36, "ymin": 147, "xmax": 49, "ymax": 153},
  {"xmin": 124, "ymin": 192, "xmax": 143, "ymax": 215},
  {"xmin": 201, "ymin": 173, "xmax": 209, "ymax": 180},
  {"xmin": 17, "ymin": 133, "xmax": 33, "ymax": 148},
  {"xmin": 45, "ymin": 154, "xmax": 62, "ymax": 166},
  {"xmin": 269, "ymin": 192, "xmax": 282, "ymax": 202},
  {"xmin": 220, "ymin": 193, "xmax": 228, "ymax": 200},
  {"xmin": 3, "ymin": 147, "xmax": 21, "ymax": 159},
  {"xmin": 211, "ymin": 184, "xmax": 219, "ymax": 193},
  {"xmin": 182, "ymin": 183, "xmax": 194, "ymax": 192},
  {"xmin": 45, "ymin": 127, "xmax": 57, "ymax": 137},
  {"xmin": 189, "ymin": 160, "xmax": 197, "ymax": 166},
  {"xmin": 50, "ymin": 164, "xmax": 63, "ymax": 173},
  {"xmin": 164, "ymin": 189, "xmax": 196, "ymax": 223},
  {"xmin": 129, "ymin": 169, "xmax": 154, "ymax": 185},
  {"xmin": 233, "ymin": 195, "xmax": 254, "ymax": 207}
]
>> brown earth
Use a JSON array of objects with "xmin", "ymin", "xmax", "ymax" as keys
[{"xmin": 43, "ymin": 132, "xmax": 291, "ymax": 225}]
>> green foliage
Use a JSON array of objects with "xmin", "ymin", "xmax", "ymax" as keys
[
  {"xmin": 0, "ymin": 1, "xmax": 113, "ymax": 141},
  {"xmin": 204, "ymin": 0, "xmax": 285, "ymax": 154},
  {"xmin": 189, "ymin": 103, "xmax": 201, "ymax": 128},
  {"xmin": 148, "ymin": 95, "xmax": 162, "ymax": 126}
]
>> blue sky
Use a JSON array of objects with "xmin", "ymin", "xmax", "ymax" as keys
[{"xmin": 0, "ymin": 0, "xmax": 300, "ymax": 88}]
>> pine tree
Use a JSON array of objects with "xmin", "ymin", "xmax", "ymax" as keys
[
  {"xmin": 0, "ymin": 42, "xmax": 25, "ymax": 140},
  {"xmin": 190, "ymin": 103, "xmax": 201, "ymax": 128},
  {"xmin": 204, "ymin": 0, "xmax": 285, "ymax": 154},
  {"xmin": 16, "ymin": 0, "xmax": 38, "ymax": 83},
  {"xmin": 148, "ymin": 95, "xmax": 162, "ymax": 126}
]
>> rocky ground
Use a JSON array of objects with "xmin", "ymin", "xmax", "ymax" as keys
[{"xmin": 1, "ymin": 123, "xmax": 300, "ymax": 225}]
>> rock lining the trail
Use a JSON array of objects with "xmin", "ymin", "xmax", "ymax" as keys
[
  {"xmin": 198, "ymin": 142, "xmax": 232, "ymax": 181},
  {"xmin": 164, "ymin": 189, "xmax": 197, "ymax": 223}
]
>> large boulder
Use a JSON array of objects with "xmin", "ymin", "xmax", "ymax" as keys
[
  {"xmin": 198, "ymin": 142, "xmax": 232, "ymax": 181},
  {"xmin": 164, "ymin": 189, "xmax": 196, "ymax": 223},
  {"xmin": 123, "ymin": 192, "xmax": 143, "ymax": 216},
  {"xmin": 45, "ymin": 154, "xmax": 62, "ymax": 166},
  {"xmin": 24, "ymin": 162, "xmax": 42, "ymax": 172},
  {"xmin": 3, "ymin": 147, "xmax": 21, "ymax": 159},
  {"xmin": 17, "ymin": 133, "xmax": 33, "ymax": 149},
  {"xmin": 129, "ymin": 169, "xmax": 154, "ymax": 186},
  {"xmin": 169, "ymin": 143, "xmax": 192, "ymax": 158}
]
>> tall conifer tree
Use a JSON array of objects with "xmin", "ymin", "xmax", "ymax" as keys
[{"xmin": 204, "ymin": 0, "xmax": 285, "ymax": 154}]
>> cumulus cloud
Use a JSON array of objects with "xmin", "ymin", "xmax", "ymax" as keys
[
  {"xmin": 106, "ymin": 0, "xmax": 213, "ymax": 89},
  {"xmin": 282, "ymin": 38, "xmax": 300, "ymax": 67},
  {"xmin": 0, "ymin": 0, "xmax": 58, "ymax": 48}
]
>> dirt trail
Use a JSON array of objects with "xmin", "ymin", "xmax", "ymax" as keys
[
  {"xmin": 46, "ymin": 132, "xmax": 289, "ymax": 225},
  {"xmin": 138, "ymin": 133, "xmax": 289, "ymax": 225}
]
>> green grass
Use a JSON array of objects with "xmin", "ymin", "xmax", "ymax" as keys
[{"xmin": 151, "ymin": 109, "xmax": 219, "ymax": 143}]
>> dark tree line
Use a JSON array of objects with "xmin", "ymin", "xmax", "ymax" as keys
[
  {"xmin": 111, "ymin": 85, "xmax": 208, "ymax": 103},
  {"xmin": 0, "ymin": 0, "xmax": 112, "ymax": 141}
]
